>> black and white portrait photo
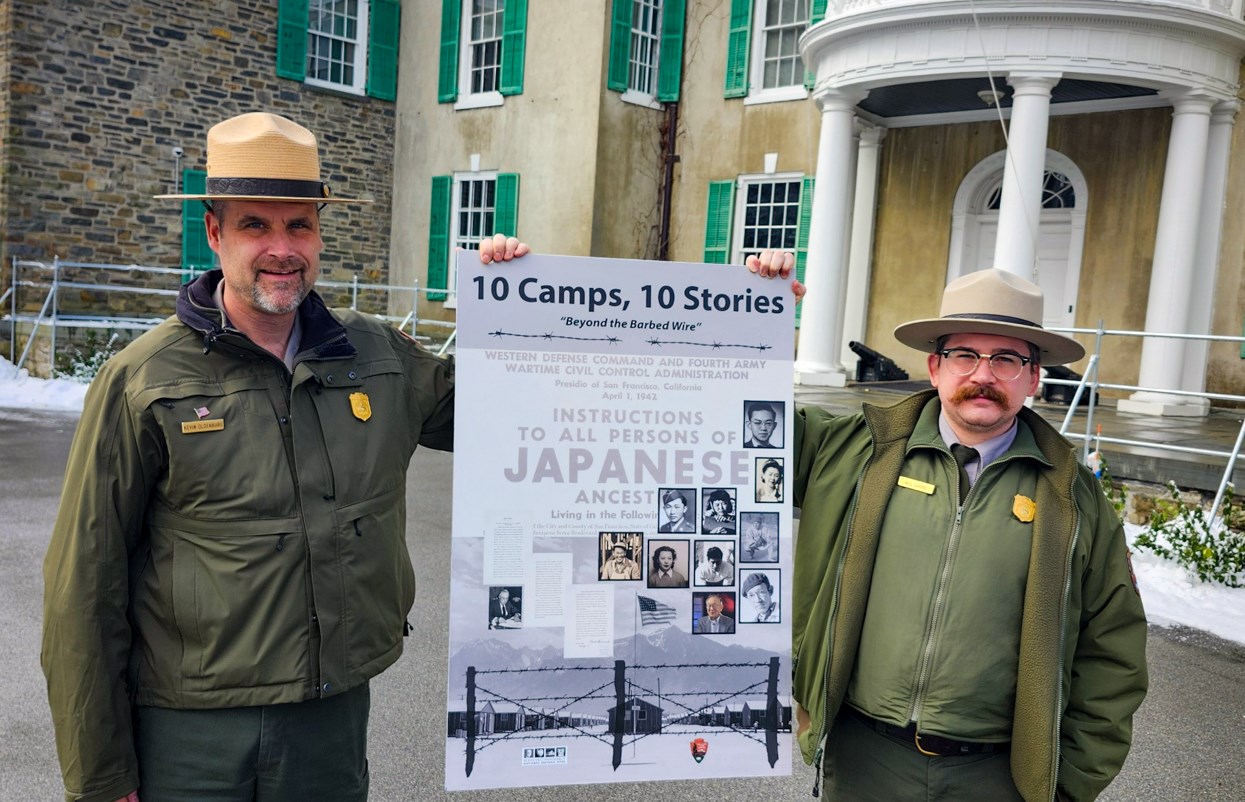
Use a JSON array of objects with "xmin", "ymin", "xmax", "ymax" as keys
[
  {"xmin": 754, "ymin": 457, "xmax": 784, "ymax": 503},
  {"xmin": 657, "ymin": 487, "xmax": 697, "ymax": 533},
  {"xmin": 743, "ymin": 400, "xmax": 784, "ymax": 449},
  {"xmin": 693, "ymin": 540, "xmax": 735, "ymax": 587},
  {"xmin": 740, "ymin": 570, "xmax": 781, "ymax": 624},
  {"xmin": 701, "ymin": 487, "xmax": 736, "ymax": 534},
  {"xmin": 647, "ymin": 540, "xmax": 690, "ymax": 589},
  {"xmin": 739, "ymin": 512, "xmax": 779, "ymax": 563},
  {"xmin": 599, "ymin": 532, "xmax": 643, "ymax": 581},
  {"xmin": 487, "ymin": 586, "xmax": 523, "ymax": 630}
]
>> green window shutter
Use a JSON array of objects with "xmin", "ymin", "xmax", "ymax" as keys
[
  {"xmin": 724, "ymin": 0, "xmax": 751, "ymax": 98},
  {"xmin": 656, "ymin": 0, "xmax": 686, "ymax": 102},
  {"xmin": 438, "ymin": 0, "xmax": 461, "ymax": 103},
  {"xmin": 495, "ymin": 173, "xmax": 520, "ymax": 236},
  {"xmin": 367, "ymin": 0, "xmax": 400, "ymax": 100},
  {"xmin": 427, "ymin": 176, "xmax": 452, "ymax": 301},
  {"xmin": 703, "ymin": 180, "xmax": 735, "ymax": 264},
  {"xmin": 276, "ymin": 0, "xmax": 309, "ymax": 81},
  {"xmin": 181, "ymin": 170, "xmax": 213, "ymax": 283},
  {"xmin": 794, "ymin": 176, "xmax": 814, "ymax": 326},
  {"xmin": 607, "ymin": 0, "xmax": 632, "ymax": 93},
  {"xmin": 804, "ymin": 0, "xmax": 828, "ymax": 90},
  {"xmin": 499, "ymin": 0, "xmax": 528, "ymax": 96}
]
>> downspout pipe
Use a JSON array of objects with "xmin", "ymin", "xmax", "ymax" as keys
[{"xmin": 657, "ymin": 101, "xmax": 680, "ymax": 261}]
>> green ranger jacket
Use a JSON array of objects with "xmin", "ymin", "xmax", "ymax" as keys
[
  {"xmin": 41, "ymin": 271, "xmax": 454, "ymax": 802},
  {"xmin": 791, "ymin": 390, "xmax": 1147, "ymax": 802}
]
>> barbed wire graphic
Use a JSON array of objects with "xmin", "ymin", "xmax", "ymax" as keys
[
  {"xmin": 487, "ymin": 329, "xmax": 622, "ymax": 344},
  {"xmin": 645, "ymin": 338, "xmax": 772, "ymax": 352},
  {"xmin": 482, "ymin": 329, "xmax": 774, "ymax": 353}
]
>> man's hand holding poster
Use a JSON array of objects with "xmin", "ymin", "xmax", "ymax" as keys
[{"xmin": 447, "ymin": 253, "xmax": 794, "ymax": 790}]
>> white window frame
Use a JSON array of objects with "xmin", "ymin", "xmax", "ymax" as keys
[
  {"xmin": 305, "ymin": 0, "xmax": 370, "ymax": 96},
  {"xmin": 732, "ymin": 172, "xmax": 804, "ymax": 264},
  {"xmin": 445, "ymin": 170, "xmax": 499, "ymax": 309},
  {"xmin": 455, "ymin": 0, "xmax": 506, "ymax": 110},
  {"xmin": 620, "ymin": 0, "xmax": 664, "ymax": 109},
  {"xmin": 744, "ymin": 0, "xmax": 809, "ymax": 106}
]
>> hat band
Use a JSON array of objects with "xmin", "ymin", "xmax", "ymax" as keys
[
  {"xmin": 206, "ymin": 177, "xmax": 328, "ymax": 199},
  {"xmin": 944, "ymin": 312, "xmax": 1042, "ymax": 329}
]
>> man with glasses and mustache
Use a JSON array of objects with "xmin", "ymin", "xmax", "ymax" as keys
[{"xmin": 755, "ymin": 265, "xmax": 1147, "ymax": 802}]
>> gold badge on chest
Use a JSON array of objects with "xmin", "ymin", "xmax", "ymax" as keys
[
  {"xmin": 1013, "ymin": 494, "xmax": 1036, "ymax": 523},
  {"xmin": 349, "ymin": 392, "xmax": 372, "ymax": 422}
]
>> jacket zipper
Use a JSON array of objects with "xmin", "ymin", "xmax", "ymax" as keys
[
  {"xmin": 811, "ymin": 449, "xmax": 872, "ymax": 797},
  {"xmin": 907, "ymin": 452, "xmax": 1024, "ymax": 729},
  {"xmin": 907, "ymin": 459, "xmax": 964, "ymax": 727},
  {"xmin": 1051, "ymin": 471, "xmax": 1081, "ymax": 795}
]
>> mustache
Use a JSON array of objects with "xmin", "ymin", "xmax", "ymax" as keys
[
  {"xmin": 951, "ymin": 384, "xmax": 1008, "ymax": 405},
  {"xmin": 257, "ymin": 256, "xmax": 308, "ymax": 272}
]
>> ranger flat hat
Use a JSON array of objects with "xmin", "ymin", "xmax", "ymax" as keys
[
  {"xmin": 893, "ymin": 269, "xmax": 1085, "ymax": 366},
  {"xmin": 155, "ymin": 112, "xmax": 364, "ymax": 204}
]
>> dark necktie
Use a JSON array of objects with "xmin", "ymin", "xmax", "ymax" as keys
[{"xmin": 950, "ymin": 443, "xmax": 979, "ymax": 503}]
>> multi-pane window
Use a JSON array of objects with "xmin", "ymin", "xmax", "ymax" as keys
[
  {"xmin": 454, "ymin": 176, "xmax": 497, "ymax": 253},
  {"xmin": 468, "ymin": 0, "xmax": 505, "ymax": 94},
  {"xmin": 984, "ymin": 171, "xmax": 1078, "ymax": 211},
  {"xmin": 307, "ymin": 0, "xmax": 369, "ymax": 92},
  {"xmin": 759, "ymin": 0, "xmax": 808, "ymax": 89},
  {"xmin": 738, "ymin": 179, "xmax": 802, "ymax": 262},
  {"xmin": 628, "ymin": 0, "xmax": 662, "ymax": 96}
]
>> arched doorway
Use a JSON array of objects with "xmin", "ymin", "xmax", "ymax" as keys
[{"xmin": 946, "ymin": 150, "xmax": 1088, "ymax": 329}]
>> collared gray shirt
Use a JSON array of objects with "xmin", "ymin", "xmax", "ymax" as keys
[
  {"xmin": 938, "ymin": 412, "xmax": 1019, "ymax": 488},
  {"xmin": 212, "ymin": 280, "xmax": 302, "ymax": 372}
]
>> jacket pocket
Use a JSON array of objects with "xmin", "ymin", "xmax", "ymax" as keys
[
  {"xmin": 147, "ymin": 512, "xmax": 309, "ymax": 693},
  {"xmin": 336, "ymin": 487, "xmax": 415, "ymax": 673},
  {"xmin": 145, "ymin": 381, "xmax": 297, "ymax": 519}
]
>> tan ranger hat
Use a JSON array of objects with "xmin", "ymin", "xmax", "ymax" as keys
[
  {"xmin": 155, "ymin": 112, "xmax": 365, "ymax": 204},
  {"xmin": 893, "ymin": 269, "xmax": 1085, "ymax": 366}
]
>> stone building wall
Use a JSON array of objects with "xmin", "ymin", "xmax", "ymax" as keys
[{"xmin": 1, "ymin": 0, "xmax": 398, "ymax": 364}]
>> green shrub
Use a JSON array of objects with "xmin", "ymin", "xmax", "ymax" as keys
[
  {"xmin": 1132, "ymin": 481, "xmax": 1245, "ymax": 588},
  {"xmin": 53, "ymin": 330, "xmax": 120, "ymax": 384},
  {"xmin": 1093, "ymin": 453, "xmax": 1127, "ymax": 520}
]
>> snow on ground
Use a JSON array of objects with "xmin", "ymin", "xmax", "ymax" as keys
[
  {"xmin": 1125, "ymin": 523, "xmax": 1245, "ymax": 645},
  {"xmin": 0, "ymin": 357, "xmax": 88, "ymax": 412},
  {"xmin": 1, "ymin": 356, "xmax": 1241, "ymax": 644}
]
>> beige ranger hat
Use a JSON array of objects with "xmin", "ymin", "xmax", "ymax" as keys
[
  {"xmin": 893, "ymin": 269, "xmax": 1085, "ymax": 366},
  {"xmin": 154, "ymin": 112, "xmax": 366, "ymax": 204}
]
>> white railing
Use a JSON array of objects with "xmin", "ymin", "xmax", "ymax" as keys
[
  {"xmin": 1044, "ymin": 321, "xmax": 1245, "ymax": 523},
  {"xmin": 825, "ymin": 0, "xmax": 1243, "ymax": 20},
  {"xmin": 4, "ymin": 257, "xmax": 458, "ymax": 371}
]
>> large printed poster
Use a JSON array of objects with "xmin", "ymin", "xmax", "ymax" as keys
[{"xmin": 446, "ymin": 253, "xmax": 795, "ymax": 791}]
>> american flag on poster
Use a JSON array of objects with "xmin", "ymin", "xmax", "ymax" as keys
[{"xmin": 637, "ymin": 595, "xmax": 677, "ymax": 627}]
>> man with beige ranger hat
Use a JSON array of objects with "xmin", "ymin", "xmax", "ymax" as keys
[
  {"xmin": 784, "ymin": 268, "xmax": 1148, "ymax": 801},
  {"xmin": 41, "ymin": 112, "xmax": 527, "ymax": 802}
]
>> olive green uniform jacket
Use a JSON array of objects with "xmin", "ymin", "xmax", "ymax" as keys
[
  {"xmin": 41, "ymin": 271, "xmax": 454, "ymax": 802},
  {"xmin": 791, "ymin": 390, "xmax": 1147, "ymax": 802}
]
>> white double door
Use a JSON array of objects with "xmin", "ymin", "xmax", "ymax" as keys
[{"xmin": 965, "ymin": 213, "xmax": 1077, "ymax": 330}]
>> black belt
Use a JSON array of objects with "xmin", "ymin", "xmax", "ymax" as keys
[{"xmin": 847, "ymin": 707, "xmax": 1009, "ymax": 757}]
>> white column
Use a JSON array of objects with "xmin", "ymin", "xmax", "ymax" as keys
[
  {"xmin": 839, "ymin": 124, "xmax": 887, "ymax": 370},
  {"xmin": 994, "ymin": 73, "xmax": 1061, "ymax": 278},
  {"xmin": 795, "ymin": 88, "xmax": 867, "ymax": 387},
  {"xmin": 1180, "ymin": 100, "xmax": 1240, "ymax": 397},
  {"xmin": 1119, "ymin": 91, "xmax": 1219, "ymax": 417}
]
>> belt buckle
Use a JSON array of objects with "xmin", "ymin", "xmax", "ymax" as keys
[{"xmin": 914, "ymin": 731, "xmax": 943, "ymax": 757}]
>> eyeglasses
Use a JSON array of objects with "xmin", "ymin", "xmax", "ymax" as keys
[{"xmin": 938, "ymin": 347, "xmax": 1032, "ymax": 381}]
